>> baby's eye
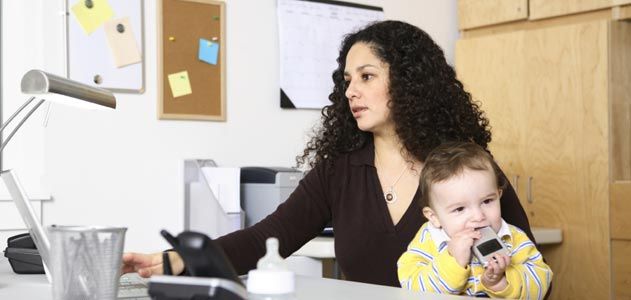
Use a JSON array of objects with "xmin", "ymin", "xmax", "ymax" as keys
[
  {"xmin": 482, "ymin": 198, "xmax": 494, "ymax": 205},
  {"xmin": 452, "ymin": 207, "xmax": 464, "ymax": 213}
]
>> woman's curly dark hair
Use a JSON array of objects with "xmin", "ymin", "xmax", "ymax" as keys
[{"xmin": 297, "ymin": 20, "xmax": 491, "ymax": 169}]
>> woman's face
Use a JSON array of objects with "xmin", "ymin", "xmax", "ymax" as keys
[{"xmin": 343, "ymin": 43, "xmax": 393, "ymax": 135}]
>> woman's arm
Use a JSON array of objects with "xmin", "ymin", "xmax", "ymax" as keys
[
  {"xmin": 121, "ymin": 162, "xmax": 333, "ymax": 277},
  {"xmin": 216, "ymin": 162, "xmax": 333, "ymax": 274}
]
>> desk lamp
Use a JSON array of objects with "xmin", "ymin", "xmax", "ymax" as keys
[{"xmin": 0, "ymin": 70, "xmax": 116, "ymax": 278}]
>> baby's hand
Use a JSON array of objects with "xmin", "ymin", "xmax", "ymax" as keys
[
  {"xmin": 481, "ymin": 253, "xmax": 510, "ymax": 291},
  {"xmin": 447, "ymin": 228, "xmax": 481, "ymax": 268}
]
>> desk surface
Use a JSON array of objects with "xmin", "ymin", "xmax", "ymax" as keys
[{"xmin": 0, "ymin": 258, "xmax": 479, "ymax": 300}]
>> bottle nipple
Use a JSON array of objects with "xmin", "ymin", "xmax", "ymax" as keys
[
  {"xmin": 247, "ymin": 237, "xmax": 295, "ymax": 296},
  {"xmin": 257, "ymin": 237, "xmax": 287, "ymax": 270}
]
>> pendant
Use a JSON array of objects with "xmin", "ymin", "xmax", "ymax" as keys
[{"xmin": 384, "ymin": 187, "xmax": 398, "ymax": 204}]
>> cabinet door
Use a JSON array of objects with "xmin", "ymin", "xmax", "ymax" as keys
[
  {"xmin": 456, "ymin": 21, "xmax": 612, "ymax": 300},
  {"xmin": 522, "ymin": 21, "xmax": 610, "ymax": 300},
  {"xmin": 455, "ymin": 30, "xmax": 529, "ymax": 202}
]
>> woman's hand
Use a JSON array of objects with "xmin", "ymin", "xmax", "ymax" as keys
[
  {"xmin": 481, "ymin": 253, "xmax": 510, "ymax": 291},
  {"xmin": 447, "ymin": 228, "xmax": 481, "ymax": 268},
  {"xmin": 121, "ymin": 251, "xmax": 185, "ymax": 278}
]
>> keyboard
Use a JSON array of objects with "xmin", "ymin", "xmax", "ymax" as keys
[{"xmin": 118, "ymin": 273, "xmax": 150, "ymax": 299}]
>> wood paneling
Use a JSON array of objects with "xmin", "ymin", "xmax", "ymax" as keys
[
  {"xmin": 524, "ymin": 21, "xmax": 610, "ymax": 300},
  {"xmin": 613, "ymin": 4, "xmax": 631, "ymax": 20},
  {"xmin": 456, "ymin": 21, "xmax": 615, "ymax": 300},
  {"xmin": 529, "ymin": 0, "xmax": 631, "ymax": 20},
  {"xmin": 611, "ymin": 21, "xmax": 631, "ymax": 180},
  {"xmin": 613, "ymin": 240, "xmax": 631, "ymax": 300},
  {"xmin": 461, "ymin": 8, "xmax": 613, "ymax": 38},
  {"xmin": 458, "ymin": 0, "xmax": 528, "ymax": 29},
  {"xmin": 611, "ymin": 182, "xmax": 631, "ymax": 240},
  {"xmin": 456, "ymin": 31, "xmax": 529, "ymax": 204}
]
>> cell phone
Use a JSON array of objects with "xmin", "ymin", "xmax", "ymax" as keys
[{"xmin": 471, "ymin": 226, "xmax": 509, "ymax": 267}]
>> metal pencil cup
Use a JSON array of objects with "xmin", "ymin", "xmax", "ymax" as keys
[{"xmin": 48, "ymin": 226, "xmax": 127, "ymax": 300}]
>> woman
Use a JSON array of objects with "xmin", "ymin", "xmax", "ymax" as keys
[{"xmin": 122, "ymin": 20, "xmax": 533, "ymax": 287}]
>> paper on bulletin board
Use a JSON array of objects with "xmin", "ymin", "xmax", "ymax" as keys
[
  {"xmin": 104, "ymin": 17, "xmax": 142, "ymax": 68},
  {"xmin": 198, "ymin": 38, "xmax": 219, "ymax": 65},
  {"xmin": 168, "ymin": 71, "xmax": 193, "ymax": 98},
  {"xmin": 70, "ymin": 0, "xmax": 115, "ymax": 34},
  {"xmin": 277, "ymin": 0, "xmax": 384, "ymax": 109}
]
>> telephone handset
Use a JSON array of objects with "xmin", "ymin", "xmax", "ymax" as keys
[
  {"xmin": 147, "ymin": 230, "xmax": 247, "ymax": 300},
  {"xmin": 471, "ymin": 226, "xmax": 510, "ymax": 267}
]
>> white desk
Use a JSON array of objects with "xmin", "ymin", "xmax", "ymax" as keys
[
  {"xmin": 0, "ymin": 257, "xmax": 481, "ymax": 300},
  {"xmin": 295, "ymin": 227, "xmax": 562, "ymax": 258}
]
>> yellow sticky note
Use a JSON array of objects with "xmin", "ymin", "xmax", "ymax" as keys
[
  {"xmin": 71, "ymin": 0, "xmax": 115, "ymax": 34},
  {"xmin": 168, "ymin": 71, "xmax": 192, "ymax": 98}
]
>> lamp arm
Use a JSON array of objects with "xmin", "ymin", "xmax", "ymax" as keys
[
  {"xmin": 0, "ymin": 96, "xmax": 37, "ymax": 134},
  {"xmin": 0, "ymin": 98, "xmax": 46, "ymax": 153}
]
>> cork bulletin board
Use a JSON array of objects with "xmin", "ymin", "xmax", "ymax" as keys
[{"xmin": 158, "ymin": 0, "xmax": 226, "ymax": 121}]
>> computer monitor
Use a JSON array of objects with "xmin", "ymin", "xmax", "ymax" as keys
[{"xmin": 1, "ymin": 169, "xmax": 52, "ymax": 282}]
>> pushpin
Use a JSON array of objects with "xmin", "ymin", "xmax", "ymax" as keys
[
  {"xmin": 169, "ymin": 36, "xmax": 176, "ymax": 41},
  {"xmin": 211, "ymin": 36, "xmax": 218, "ymax": 41},
  {"xmin": 213, "ymin": 15, "xmax": 220, "ymax": 21},
  {"xmin": 85, "ymin": 0, "xmax": 94, "ymax": 9},
  {"xmin": 93, "ymin": 74, "xmax": 103, "ymax": 84},
  {"xmin": 116, "ymin": 24, "xmax": 125, "ymax": 33}
]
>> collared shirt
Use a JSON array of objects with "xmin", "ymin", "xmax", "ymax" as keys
[{"xmin": 398, "ymin": 221, "xmax": 552, "ymax": 299}]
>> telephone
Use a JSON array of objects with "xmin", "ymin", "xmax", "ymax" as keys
[
  {"xmin": 471, "ymin": 226, "xmax": 509, "ymax": 267},
  {"xmin": 3, "ymin": 233, "xmax": 45, "ymax": 274},
  {"xmin": 147, "ymin": 230, "xmax": 247, "ymax": 300}
]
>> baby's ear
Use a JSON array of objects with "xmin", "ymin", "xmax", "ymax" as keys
[{"xmin": 422, "ymin": 206, "xmax": 441, "ymax": 228}]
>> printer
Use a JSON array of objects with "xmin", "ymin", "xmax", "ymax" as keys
[{"xmin": 240, "ymin": 167, "xmax": 303, "ymax": 227}]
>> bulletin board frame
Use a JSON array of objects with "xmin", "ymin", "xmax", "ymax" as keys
[{"xmin": 157, "ymin": 0, "xmax": 226, "ymax": 121}]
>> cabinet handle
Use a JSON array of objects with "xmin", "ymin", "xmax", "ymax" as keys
[
  {"xmin": 512, "ymin": 175, "xmax": 520, "ymax": 195},
  {"xmin": 527, "ymin": 176, "xmax": 534, "ymax": 203}
]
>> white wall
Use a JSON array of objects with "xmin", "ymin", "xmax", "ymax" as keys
[{"xmin": 1, "ymin": 0, "xmax": 457, "ymax": 252}]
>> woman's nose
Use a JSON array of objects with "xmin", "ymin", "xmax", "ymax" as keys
[{"xmin": 345, "ymin": 80, "xmax": 359, "ymax": 100}]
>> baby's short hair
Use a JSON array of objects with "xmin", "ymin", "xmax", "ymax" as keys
[{"xmin": 420, "ymin": 142, "xmax": 506, "ymax": 207}]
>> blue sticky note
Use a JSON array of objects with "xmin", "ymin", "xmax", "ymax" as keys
[{"xmin": 198, "ymin": 38, "xmax": 219, "ymax": 65}]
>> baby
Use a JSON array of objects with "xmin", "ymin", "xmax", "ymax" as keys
[{"xmin": 397, "ymin": 142, "xmax": 552, "ymax": 299}]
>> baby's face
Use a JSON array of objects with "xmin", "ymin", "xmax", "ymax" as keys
[{"xmin": 426, "ymin": 167, "xmax": 502, "ymax": 237}]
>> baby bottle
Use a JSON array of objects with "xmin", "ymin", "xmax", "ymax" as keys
[{"xmin": 247, "ymin": 237, "xmax": 295, "ymax": 300}]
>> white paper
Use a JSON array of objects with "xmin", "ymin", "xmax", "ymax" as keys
[
  {"xmin": 200, "ymin": 167, "xmax": 241, "ymax": 213},
  {"xmin": 278, "ymin": 0, "xmax": 384, "ymax": 109}
]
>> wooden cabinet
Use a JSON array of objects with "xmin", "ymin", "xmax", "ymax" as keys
[
  {"xmin": 456, "ymin": 20, "xmax": 631, "ymax": 300},
  {"xmin": 529, "ymin": 0, "xmax": 631, "ymax": 20},
  {"xmin": 458, "ymin": 0, "xmax": 528, "ymax": 29}
]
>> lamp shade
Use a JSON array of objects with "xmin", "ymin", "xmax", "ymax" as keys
[{"xmin": 20, "ymin": 70, "xmax": 116, "ymax": 109}]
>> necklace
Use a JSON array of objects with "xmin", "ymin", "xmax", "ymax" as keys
[
  {"xmin": 383, "ymin": 165, "xmax": 407, "ymax": 204},
  {"xmin": 376, "ymin": 152, "xmax": 409, "ymax": 204}
]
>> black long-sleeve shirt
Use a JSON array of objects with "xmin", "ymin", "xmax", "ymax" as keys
[{"xmin": 216, "ymin": 143, "xmax": 533, "ymax": 287}]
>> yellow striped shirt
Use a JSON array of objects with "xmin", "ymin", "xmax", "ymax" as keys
[{"xmin": 397, "ymin": 221, "xmax": 552, "ymax": 299}]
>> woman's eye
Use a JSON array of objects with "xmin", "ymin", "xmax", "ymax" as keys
[{"xmin": 361, "ymin": 74, "xmax": 373, "ymax": 81}]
